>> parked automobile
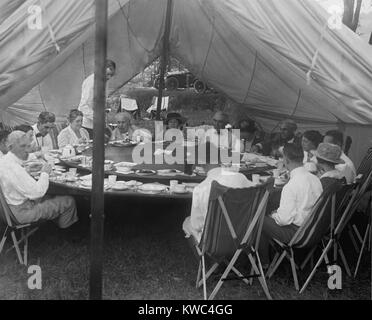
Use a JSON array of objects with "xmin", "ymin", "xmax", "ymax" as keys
[{"xmin": 154, "ymin": 71, "xmax": 209, "ymax": 93}]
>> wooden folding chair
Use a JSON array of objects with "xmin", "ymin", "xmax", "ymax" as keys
[
  {"xmin": 192, "ymin": 180, "xmax": 273, "ymax": 300},
  {"xmin": 266, "ymin": 181, "xmax": 342, "ymax": 292},
  {"xmin": 345, "ymin": 169, "xmax": 372, "ymax": 266},
  {"xmin": 352, "ymin": 170, "xmax": 372, "ymax": 278},
  {"xmin": 0, "ymin": 186, "xmax": 41, "ymax": 265}
]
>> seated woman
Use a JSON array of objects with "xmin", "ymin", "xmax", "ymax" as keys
[
  {"xmin": 315, "ymin": 142, "xmax": 345, "ymax": 189},
  {"xmin": 58, "ymin": 109, "xmax": 90, "ymax": 148},
  {"xmin": 111, "ymin": 111, "xmax": 151, "ymax": 142},
  {"xmin": 164, "ymin": 112, "xmax": 186, "ymax": 130}
]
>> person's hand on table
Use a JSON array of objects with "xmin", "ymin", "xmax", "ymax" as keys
[{"xmin": 41, "ymin": 163, "xmax": 53, "ymax": 175}]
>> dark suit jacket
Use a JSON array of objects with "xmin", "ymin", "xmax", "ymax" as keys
[{"xmin": 259, "ymin": 133, "xmax": 302, "ymax": 157}]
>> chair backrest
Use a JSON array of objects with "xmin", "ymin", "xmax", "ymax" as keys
[
  {"xmin": 357, "ymin": 148, "xmax": 372, "ymax": 182},
  {"xmin": 292, "ymin": 180, "xmax": 343, "ymax": 249},
  {"xmin": 344, "ymin": 136, "xmax": 352, "ymax": 156},
  {"xmin": 0, "ymin": 185, "xmax": 16, "ymax": 227},
  {"xmin": 199, "ymin": 179, "xmax": 272, "ymax": 259},
  {"xmin": 336, "ymin": 170, "xmax": 372, "ymax": 233}
]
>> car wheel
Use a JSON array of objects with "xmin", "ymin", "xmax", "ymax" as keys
[
  {"xmin": 166, "ymin": 77, "xmax": 179, "ymax": 91},
  {"xmin": 194, "ymin": 79, "xmax": 206, "ymax": 93}
]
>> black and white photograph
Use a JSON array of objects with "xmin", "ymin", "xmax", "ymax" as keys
[{"xmin": 0, "ymin": 0, "xmax": 371, "ymax": 304}]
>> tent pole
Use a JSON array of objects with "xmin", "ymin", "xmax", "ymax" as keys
[
  {"xmin": 156, "ymin": 0, "xmax": 173, "ymax": 120},
  {"xmin": 89, "ymin": 0, "xmax": 108, "ymax": 300}
]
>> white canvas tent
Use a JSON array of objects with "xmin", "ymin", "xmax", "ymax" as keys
[{"xmin": 1, "ymin": 0, "xmax": 372, "ymax": 165}]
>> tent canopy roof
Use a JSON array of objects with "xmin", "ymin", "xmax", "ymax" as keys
[{"xmin": 0, "ymin": 0, "xmax": 371, "ymax": 127}]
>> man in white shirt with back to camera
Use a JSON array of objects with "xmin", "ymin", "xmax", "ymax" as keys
[
  {"xmin": 0, "ymin": 131, "xmax": 78, "ymax": 229},
  {"xmin": 258, "ymin": 143, "xmax": 323, "ymax": 266},
  {"xmin": 182, "ymin": 166, "xmax": 255, "ymax": 243}
]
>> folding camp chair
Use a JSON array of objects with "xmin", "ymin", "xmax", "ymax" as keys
[
  {"xmin": 266, "ymin": 181, "xmax": 342, "ymax": 292},
  {"xmin": 351, "ymin": 169, "xmax": 372, "ymax": 278},
  {"xmin": 191, "ymin": 180, "xmax": 273, "ymax": 300},
  {"xmin": 0, "ymin": 186, "xmax": 41, "ymax": 265},
  {"xmin": 299, "ymin": 182, "xmax": 359, "ymax": 292}
]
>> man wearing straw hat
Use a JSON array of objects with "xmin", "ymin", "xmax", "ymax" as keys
[{"xmin": 315, "ymin": 142, "xmax": 345, "ymax": 189}]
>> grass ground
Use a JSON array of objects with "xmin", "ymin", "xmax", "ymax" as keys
[{"xmin": 0, "ymin": 196, "xmax": 370, "ymax": 300}]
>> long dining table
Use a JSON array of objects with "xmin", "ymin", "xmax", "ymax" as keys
[{"xmin": 47, "ymin": 141, "xmax": 276, "ymax": 200}]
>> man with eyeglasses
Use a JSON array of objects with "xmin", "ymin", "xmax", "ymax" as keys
[
  {"xmin": 31, "ymin": 111, "xmax": 57, "ymax": 152},
  {"xmin": 78, "ymin": 59, "xmax": 116, "ymax": 138}
]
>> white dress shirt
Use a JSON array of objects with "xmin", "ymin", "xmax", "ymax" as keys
[
  {"xmin": 57, "ymin": 125, "xmax": 90, "ymax": 148},
  {"xmin": 0, "ymin": 150, "xmax": 4, "ymax": 158},
  {"xmin": 0, "ymin": 152, "xmax": 49, "ymax": 206},
  {"xmin": 271, "ymin": 166, "xmax": 323, "ymax": 227},
  {"xmin": 78, "ymin": 74, "xmax": 95, "ymax": 129},
  {"xmin": 186, "ymin": 167, "xmax": 255, "ymax": 242},
  {"xmin": 303, "ymin": 150, "xmax": 317, "ymax": 164},
  {"xmin": 336, "ymin": 152, "xmax": 356, "ymax": 184},
  {"xmin": 31, "ymin": 123, "xmax": 54, "ymax": 151}
]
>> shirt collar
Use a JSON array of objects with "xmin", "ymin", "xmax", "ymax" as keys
[
  {"xmin": 32, "ymin": 123, "xmax": 40, "ymax": 135},
  {"xmin": 6, "ymin": 151, "xmax": 25, "ymax": 166},
  {"xmin": 289, "ymin": 166, "xmax": 307, "ymax": 178}
]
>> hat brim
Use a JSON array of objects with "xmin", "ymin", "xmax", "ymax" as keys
[
  {"xmin": 165, "ymin": 116, "xmax": 186, "ymax": 125},
  {"xmin": 315, "ymin": 152, "xmax": 345, "ymax": 164}
]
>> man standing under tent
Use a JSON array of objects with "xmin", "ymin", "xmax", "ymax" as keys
[
  {"xmin": 323, "ymin": 130, "xmax": 356, "ymax": 184},
  {"xmin": 31, "ymin": 111, "xmax": 58, "ymax": 152},
  {"xmin": 78, "ymin": 59, "xmax": 116, "ymax": 138}
]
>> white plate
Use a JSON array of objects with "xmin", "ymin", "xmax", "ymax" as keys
[
  {"xmin": 114, "ymin": 162, "xmax": 138, "ymax": 168},
  {"xmin": 125, "ymin": 180, "xmax": 143, "ymax": 187},
  {"xmin": 111, "ymin": 182, "xmax": 129, "ymax": 191},
  {"xmin": 157, "ymin": 169, "xmax": 182, "ymax": 176},
  {"xmin": 172, "ymin": 189, "xmax": 189, "ymax": 194},
  {"xmin": 138, "ymin": 184, "xmax": 168, "ymax": 192},
  {"xmin": 116, "ymin": 170, "xmax": 134, "ymax": 175}
]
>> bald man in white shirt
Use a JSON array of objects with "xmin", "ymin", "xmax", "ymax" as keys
[
  {"xmin": 259, "ymin": 143, "xmax": 323, "ymax": 266},
  {"xmin": 0, "ymin": 131, "xmax": 78, "ymax": 228}
]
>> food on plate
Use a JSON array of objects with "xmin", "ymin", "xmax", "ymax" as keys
[
  {"xmin": 138, "ymin": 183, "xmax": 168, "ymax": 193},
  {"xmin": 114, "ymin": 161, "xmax": 138, "ymax": 168},
  {"xmin": 125, "ymin": 180, "xmax": 143, "ymax": 187},
  {"xmin": 111, "ymin": 181, "xmax": 129, "ymax": 191}
]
